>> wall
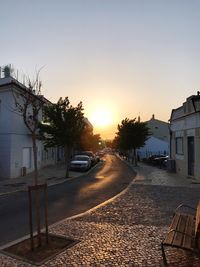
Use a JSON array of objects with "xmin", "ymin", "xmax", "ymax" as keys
[
  {"xmin": 170, "ymin": 111, "xmax": 200, "ymax": 180},
  {"xmin": 138, "ymin": 136, "xmax": 169, "ymax": 159},
  {"xmin": 147, "ymin": 118, "xmax": 169, "ymax": 142}
]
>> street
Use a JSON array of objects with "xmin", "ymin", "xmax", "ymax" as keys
[{"xmin": 0, "ymin": 154, "xmax": 135, "ymax": 246}]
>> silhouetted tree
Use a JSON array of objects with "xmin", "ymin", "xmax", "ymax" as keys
[
  {"xmin": 116, "ymin": 118, "xmax": 150, "ymax": 166},
  {"xmin": 80, "ymin": 131, "xmax": 102, "ymax": 152},
  {"xmin": 39, "ymin": 97, "xmax": 85, "ymax": 178}
]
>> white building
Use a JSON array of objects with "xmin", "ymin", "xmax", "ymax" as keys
[
  {"xmin": 137, "ymin": 115, "xmax": 169, "ymax": 159},
  {"xmin": 138, "ymin": 136, "xmax": 169, "ymax": 159},
  {"xmin": 170, "ymin": 93, "xmax": 200, "ymax": 180},
  {"xmin": 0, "ymin": 71, "xmax": 56, "ymax": 179}
]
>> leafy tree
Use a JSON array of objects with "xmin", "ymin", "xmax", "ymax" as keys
[
  {"xmin": 116, "ymin": 118, "xmax": 150, "ymax": 166},
  {"xmin": 39, "ymin": 97, "xmax": 85, "ymax": 178},
  {"xmin": 80, "ymin": 131, "xmax": 102, "ymax": 152}
]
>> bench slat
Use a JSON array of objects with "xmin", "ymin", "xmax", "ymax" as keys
[
  {"xmin": 164, "ymin": 231, "xmax": 175, "ymax": 245},
  {"xmin": 195, "ymin": 202, "xmax": 200, "ymax": 235},
  {"xmin": 173, "ymin": 231, "xmax": 184, "ymax": 247},
  {"xmin": 183, "ymin": 235, "xmax": 193, "ymax": 249},
  {"xmin": 164, "ymin": 213, "xmax": 195, "ymax": 249},
  {"xmin": 170, "ymin": 213, "xmax": 180, "ymax": 230}
]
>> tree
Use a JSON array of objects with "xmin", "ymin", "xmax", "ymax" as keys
[
  {"xmin": 116, "ymin": 118, "xmax": 150, "ymax": 166},
  {"xmin": 39, "ymin": 97, "xmax": 85, "ymax": 178},
  {"xmin": 80, "ymin": 131, "xmax": 102, "ymax": 152},
  {"xmin": 11, "ymin": 67, "xmax": 46, "ymax": 248},
  {"xmin": 13, "ymin": 73, "xmax": 44, "ymax": 185}
]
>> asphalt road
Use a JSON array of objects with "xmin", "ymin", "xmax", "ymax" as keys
[{"xmin": 0, "ymin": 154, "xmax": 135, "ymax": 246}]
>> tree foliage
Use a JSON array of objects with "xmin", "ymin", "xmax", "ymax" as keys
[
  {"xmin": 80, "ymin": 130, "xmax": 102, "ymax": 152},
  {"xmin": 116, "ymin": 118, "xmax": 150, "ymax": 165},
  {"xmin": 39, "ymin": 97, "xmax": 85, "ymax": 178}
]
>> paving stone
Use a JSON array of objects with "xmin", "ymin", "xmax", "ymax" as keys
[{"xmin": 1, "ymin": 163, "xmax": 200, "ymax": 266}]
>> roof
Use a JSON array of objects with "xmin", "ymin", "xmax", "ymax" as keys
[{"xmin": 0, "ymin": 76, "xmax": 51, "ymax": 104}]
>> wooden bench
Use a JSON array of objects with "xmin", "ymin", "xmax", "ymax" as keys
[{"xmin": 161, "ymin": 201, "xmax": 200, "ymax": 266}]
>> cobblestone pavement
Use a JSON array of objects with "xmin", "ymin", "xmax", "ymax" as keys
[{"xmin": 0, "ymin": 162, "xmax": 200, "ymax": 266}]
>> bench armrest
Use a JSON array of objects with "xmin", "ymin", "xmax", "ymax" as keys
[{"xmin": 175, "ymin": 204, "xmax": 196, "ymax": 215}]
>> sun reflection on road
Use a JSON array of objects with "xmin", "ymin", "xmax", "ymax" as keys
[{"xmin": 78, "ymin": 155, "xmax": 116, "ymax": 197}]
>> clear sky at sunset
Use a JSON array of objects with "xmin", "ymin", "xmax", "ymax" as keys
[{"xmin": 1, "ymin": 0, "xmax": 200, "ymax": 139}]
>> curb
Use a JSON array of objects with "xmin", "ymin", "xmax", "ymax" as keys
[
  {"xmin": 51, "ymin": 170, "xmax": 136, "ymax": 224},
  {"xmin": 0, "ymin": 161, "xmax": 135, "ymax": 250},
  {"xmin": 0, "ymin": 161, "xmax": 103, "ymax": 197}
]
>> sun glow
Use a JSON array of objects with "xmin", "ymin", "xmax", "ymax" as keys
[{"xmin": 90, "ymin": 108, "xmax": 113, "ymax": 128}]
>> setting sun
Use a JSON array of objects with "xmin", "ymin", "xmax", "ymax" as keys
[
  {"xmin": 90, "ymin": 108, "xmax": 113, "ymax": 128},
  {"xmin": 86, "ymin": 101, "xmax": 119, "ymax": 139}
]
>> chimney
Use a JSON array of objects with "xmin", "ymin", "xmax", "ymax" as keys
[{"xmin": 3, "ymin": 65, "xmax": 11, "ymax": 78}]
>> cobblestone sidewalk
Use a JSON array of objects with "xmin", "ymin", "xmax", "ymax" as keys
[{"xmin": 0, "ymin": 163, "xmax": 200, "ymax": 266}]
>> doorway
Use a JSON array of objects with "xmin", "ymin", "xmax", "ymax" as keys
[{"xmin": 22, "ymin": 147, "xmax": 31, "ymax": 169}]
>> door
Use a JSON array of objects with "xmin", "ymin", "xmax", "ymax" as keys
[
  {"xmin": 22, "ymin": 147, "xmax": 31, "ymax": 168},
  {"xmin": 188, "ymin": 136, "xmax": 195, "ymax": 176}
]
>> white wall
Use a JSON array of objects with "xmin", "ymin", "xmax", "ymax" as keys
[
  {"xmin": 0, "ymin": 86, "xmax": 43, "ymax": 178},
  {"xmin": 0, "ymin": 134, "xmax": 11, "ymax": 178},
  {"xmin": 171, "ymin": 112, "xmax": 200, "ymax": 131},
  {"xmin": 138, "ymin": 136, "xmax": 169, "ymax": 159}
]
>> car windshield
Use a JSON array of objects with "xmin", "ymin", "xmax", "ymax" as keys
[
  {"xmin": 78, "ymin": 151, "xmax": 94, "ymax": 157},
  {"xmin": 74, "ymin": 156, "xmax": 89, "ymax": 161}
]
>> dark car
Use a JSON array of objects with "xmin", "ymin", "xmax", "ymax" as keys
[
  {"xmin": 147, "ymin": 154, "xmax": 165, "ymax": 164},
  {"xmin": 152, "ymin": 155, "xmax": 169, "ymax": 167}
]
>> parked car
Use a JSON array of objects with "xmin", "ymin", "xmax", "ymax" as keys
[
  {"xmin": 77, "ymin": 151, "xmax": 97, "ymax": 166},
  {"xmin": 150, "ymin": 155, "xmax": 169, "ymax": 167},
  {"xmin": 70, "ymin": 155, "xmax": 91, "ymax": 172},
  {"xmin": 147, "ymin": 154, "xmax": 165, "ymax": 164},
  {"xmin": 98, "ymin": 150, "xmax": 105, "ymax": 158},
  {"xmin": 95, "ymin": 153, "xmax": 100, "ymax": 162}
]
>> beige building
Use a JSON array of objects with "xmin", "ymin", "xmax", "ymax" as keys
[
  {"xmin": 137, "ymin": 115, "xmax": 169, "ymax": 159},
  {"xmin": 170, "ymin": 92, "xmax": 200, "ymax": 180},
  {"xmin": 147, "ymin": 114, "xmax": 169, "ymax": 142}
]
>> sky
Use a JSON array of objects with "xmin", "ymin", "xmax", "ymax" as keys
[{"xmin": 1, "ymin": 0, "xmax": 200, "ymax": 139}]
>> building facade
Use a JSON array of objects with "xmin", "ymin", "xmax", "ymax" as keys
[
  {"xmin": 0, "ymin": 74, "xmax": 57, "ymax": 179},
  {"xmin": 170, "ymin": 93, "xmax": 200, "ymax": 180},
  {"xmin": 137, "ymin": 115, "xmax": 169, "ymax": 159}
]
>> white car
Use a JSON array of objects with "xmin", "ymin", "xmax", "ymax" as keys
[{"xmin": 70, "ymin": 155, "xmax": 91, "ymax": 172}]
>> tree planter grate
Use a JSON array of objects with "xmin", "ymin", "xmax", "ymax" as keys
[{"xmin": 2, "ymin": 233, "xmax": 79, "ymax": 266}]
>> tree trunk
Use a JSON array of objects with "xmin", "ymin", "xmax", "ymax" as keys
[
  {"xmin": 131, "ymin": 150, "xmax": 134, "ymax": 164},
  {"xmin": 133, "ymin": 148, "xmax": 137, "ymax": 167},
  {"xmin": 32, "ymin": 134, "xmax": 41, "ymax": 247},
  {"xmin": 32, "ymin": 134, "xmax": 38, "ymax": 185},
  {"xmin": 64, "ymin": 145, "xmax": 72, "ymax": 179}
]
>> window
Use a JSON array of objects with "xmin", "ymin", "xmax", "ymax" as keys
[{"xmin": 176, "ymin": 137, "xmax": 183, "ymax": 155}]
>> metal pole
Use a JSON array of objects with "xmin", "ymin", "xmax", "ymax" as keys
[
  {"xmin": 44, "ymin": 184, "xmax": 49, "ymax": 244},
  {"xmin": 28, "ymin": 187, "xmax": 34, "ymax": 251}
]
